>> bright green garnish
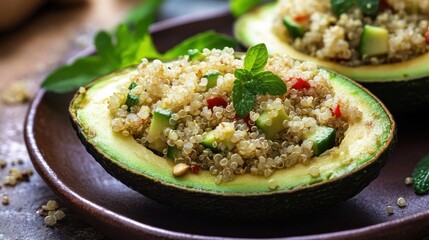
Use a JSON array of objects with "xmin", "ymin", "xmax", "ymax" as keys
[
  {"xmin": 412, "ymin": 153, "xmax": 429, "ymax": 195},
  {"xmin": 230, "ymin": 0, "xmax": 261, "ymax": 17},
  {"xmin": 331, "ymin": 0, "xmax": 379, "ymax": 17},
  {"xmin": 232, "ymin": 43, "xmax": 287, "ymax": 117}
]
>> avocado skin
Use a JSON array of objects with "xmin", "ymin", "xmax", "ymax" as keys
[
  {"xmin": 362, "ymin": 76, "xmax": 429, "ymax": 115},
  {"xmin": 70, "ymin": 110, "xmax": 396, "ymax": 219}
]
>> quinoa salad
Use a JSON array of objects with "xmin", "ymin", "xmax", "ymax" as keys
[
  {"xmin": 273, "ymin": 0, "xmax": 429, "ymax": 66},
  {"xmin": 107, "ymin": 46, "xmax": 362, "ymax": 183}
]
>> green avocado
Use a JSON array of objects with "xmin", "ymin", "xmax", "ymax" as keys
[
  {"xmin": 234, "ymin": 3, "xmax": 429, "ymax": 114},
  {"xmin": 69, "ymin": 67, "xmax": 396, "ymax": 218}
]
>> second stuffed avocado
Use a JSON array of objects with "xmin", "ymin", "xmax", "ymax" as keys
[
  {"xmin": 234, "ymin": 1, "xmax": 429, "ymax": 114},
  {"xmin": 70, "ymin": 45, "xmax": 396, "ymax": 217}
]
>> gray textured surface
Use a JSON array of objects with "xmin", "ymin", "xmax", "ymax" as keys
[{"xmin": 0, "ymin": 1, "xmax": 228, "ymax": 239}]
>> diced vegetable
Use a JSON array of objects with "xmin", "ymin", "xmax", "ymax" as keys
[
  {"xmin": 359, "ymin": 25, "xmax": 389, "ymax": 57},
  {"xmin": 282, "ymin": 17, "xmax": 305, "ymax": 39},
  {"xmin": 207, "ymin": 97, "xmax": 228, "ymax": 110},
  {"xmin": 256, "ymin": 108, "xmax": 288, "ymax": 140}
]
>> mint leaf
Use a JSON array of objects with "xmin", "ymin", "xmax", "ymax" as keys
[
  {"xmin": 234, "ymin": 69, "xmax": 252, "ymax": 82},
  {"xmin": 412, "ymin": 154, "xmax": 429, "ymax": 195},
  {"xmin": 356, "ymin": 0, "xmax": 379, "ymax": 16},
  {"xmin": 230, "ymin": 0, "xmax": 260, "ymax": 17},
  {"xmin": 95, "ymin": 31, "xmax": 121, "ymax": 68},
  {"xmin": 244, "ymin": 43, "xmax": 268, "ymax": 74},
  {"xmin": 254, "ymin": 71, "xmax": 287, "ymax": 95},
  {"xmin": 330, "ymin": 0, "xmax": 355, "ymax": 16},
  {"xmin": 162, "ymin": 31, "xmax": 238, "ymax": 59},
  {"xmin": 232, "ymin": 79, "xmax": 256, "ymax": 117},
  {"xmin": 126, "ymin": 0, "xmax": 163, "ymax": 27},
  {"xmin": 41, "ymin": 56, "xmax": 112, "ymax": 93}
]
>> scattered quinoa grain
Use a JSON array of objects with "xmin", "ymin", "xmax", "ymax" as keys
[
  {"xmin": 42, "ymin": 200, "xmax": 59, "ymax": 211},
  {"xmin": 397, "ymin": 197, "xmax": 407, "ymax": 208},
  {"xmin": 386, "ymin": 205, "xmax": 394, "ymax": 215},
  {"xmin": 78, "ymin": 87, "xmax": 86, "ymax": 94},
  {"xmin": 268, "ymin": 179, "xmax": 279, "ymax": 190},
  {"xmin": 44, "ymin": 215, "xmax": 57, "ymax": 226},
  {"xmin": 1, "ymin": 80, "xmax": 33, "ymax": 104},
  {"xmin": 2, "ymin": 195, "xmax": 9, "ymax": 205},
  {"xmin": 405, "ymin": 177, "xmax": 413, "ymax": 186},
  {"xmin": 309, "ymin": 166, "xmax": 320, "ymax": 177},
  {"xmin": 0, "ymin": 160, "xmax": 6, "ymax": 169},
  {"xmin": 54, "ymin": 210, "xmax": 66, "ymax": 221}
]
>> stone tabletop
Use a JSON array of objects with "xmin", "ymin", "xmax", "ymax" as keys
[{"xmin": 0, "ymin": 1, "xmax": 227, "ymax": 239}]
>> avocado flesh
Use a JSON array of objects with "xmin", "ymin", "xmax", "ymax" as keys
[
  {"xmin": 234, "ymin": 3, "xmax": 429, "ymax": 114},
  {"xmin": 70, "ymin": 67, "xmax": 395, "ymax": 216}
]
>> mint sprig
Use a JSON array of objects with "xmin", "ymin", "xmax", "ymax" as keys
[
  {"xmin": 41, "ymin": 0, "xmax": 238, "ymax": 93},
  {"xmin": 331, "ymin": 0, "xmax": 379, "ymax": 17},
  {"xmin": 412, "ymin": 153, "xmax": 429, "ymax": 195},
  {"xmin": 232, "ymin": 43, "xmax": 287, "ymax": 117}
]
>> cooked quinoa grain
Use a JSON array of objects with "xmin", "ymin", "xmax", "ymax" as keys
[
  {"xmin": 108, "ymin": 48, "xmax": 362, "ymax": 183},
  {"xmin": 397, "ymin": 197, "xmax": 407, "ymax": 208},
  {"xmin": 274, "ymin": 0, "xmax": 429, "ymax": 66}
]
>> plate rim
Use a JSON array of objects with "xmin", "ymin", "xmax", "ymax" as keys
[{"xmin": 24, "ymin": 8, "xmax": 429, "ymax": 240}]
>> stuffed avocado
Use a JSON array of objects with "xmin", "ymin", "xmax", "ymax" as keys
[
  {"xmin": 70, "ymin": 45, "xmax": 396, "ymax": 217},
  {"xmin": 234, "ymin": 0, "xmax": 429, "ymax": 114}
]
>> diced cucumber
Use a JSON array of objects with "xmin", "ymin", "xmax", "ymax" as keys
[
  {"xmin": 304, "ymin": 126, "xmax": 336, "ymax": 156},
  {"xmin": 187, "ymin": 49, "xmax": 206, "ymax": 61},
  {"xmin": 204, "ymin": 72, "xmax": 221, "ymax": 90},
  {"xmin": 359, "ymin": 25, "xmax": 389, "ymax": 57},
  {"xmin": 256, "ymin": 108, "xmax": 288, "ymax": 140},
  {"xmin": 147, "ymin": 108, "xmax": 176, "ymax": 153},
  {"xmin": 167, "ymin": 146, "xmax": 181, "ymax": 159},
  {"xmin": 282, "ymin": 17, "xmax": 305, "ymax": 39},
  {"xmin": 201, "ymin": 122, "xmax": 235, "ymax": 150}
]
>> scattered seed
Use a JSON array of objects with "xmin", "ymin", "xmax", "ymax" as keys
[
  {"xmin": 309, "ymin": 166, "xmax": 320, "ymax": 177},
  {"xmin": 173, "ymin": 163, "xmax": 190, "ymax": 177},
  {"xmin": 405, "ymin": 177, "xmax": 413, "ymax": 186},
  {"xmin": 17, "ymin": 159, "xmax": 24, "ymax": 165},
  {"xmin": 268, "ymin": 179, "xmax": 279, "ymax": 190},
  {"xmin": 2, "ymin": 195, "xmax": 10, "ymax": 205},
  {"xmin": 397, "ymin": 197, "xmax": 407, "ymax": 208},
  {"xmin": 0, "ymin": 160, "xmax": 6, "ymax": 169},
  {"xmin": 386, "ymin": 205, "xmax": 394, "ymax": 215},
  {"xmin": 44, "ymin": 215, "xmax": 57, "ymax": 226},
  {"xmin": 42, "ymin": 200, "xmax": 59, "ymax": 211},
  {"xmin": 54, "ymin": 210, "xmax": 66, "ymax": 221}
]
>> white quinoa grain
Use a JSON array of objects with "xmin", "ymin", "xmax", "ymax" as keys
[
  {"xmin": 397, "ymin": 197, "xmax": 407, "ymax": 208},
  {"xmin": 386, "ymin": 205, "xmax": 394, "ymax": 215}
]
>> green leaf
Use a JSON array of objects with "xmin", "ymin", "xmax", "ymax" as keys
[
  {"xmin": 244, "ymin": 43, "xmax": 268, "ymax": 74},
  {"xmin": 412, "ymin": 154, "xmax": 429, "ymax": 195},
  {"xmin": 330, "ymin": 0, "xmax": 355, "ymax": 16},
  {"xmin": 234, "ymin": 69, "xmax": 252, "ymax": 82},
  {"xmin": 254, "ymin": 71, "xmax": 287, "ymax": 95},
  {"xmin": 41, "ymin": 56, "xmax": 113, "ymax": 93},
  {"xmin": 162, "ymin": 31, "xmax": 238, "ymax": 59},
  {"xmin": 230, "ymin": 0, "xmax": 260, "ymax": 17},
  {"xmin": 94, "ymin": 31, "xmax": 120, "ymax": 68},
  {"xmin": 126, "ymin": 0, "xmax": 164, "ymax": 27},
  {"xmin": 232, "ymin": 79, "xmax": 256, "ymax": 117},
  {"xmin": 356, "ymin": 0, "xmax": 379, "ymax": 16}
]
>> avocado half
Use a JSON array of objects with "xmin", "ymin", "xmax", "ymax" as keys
[
  {"xmin": 234, "ymin": 3, "xmax": 429, "ymax": 114},
  {"xmin": 69, "ymin": 67, "xmax": 396, "ymax": 218}
]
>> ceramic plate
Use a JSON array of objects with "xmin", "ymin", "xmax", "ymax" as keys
[{"xmin": 25, "ymin": 8, "xmax": 429, "ymax": 240}]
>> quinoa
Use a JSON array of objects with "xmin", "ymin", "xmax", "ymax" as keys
[
  {"xmin": 107, "ymin": 47, "xmax": 362, "ymax": 183},
  {"xmin": 273, "ymin": 0, "xmax": 429, "ymax": 66}
]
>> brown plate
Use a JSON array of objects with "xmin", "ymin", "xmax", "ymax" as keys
[{"xmin": 25, "ymin": 8, "xmax": 429, "ymax": 240}]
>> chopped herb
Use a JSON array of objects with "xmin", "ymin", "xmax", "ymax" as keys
[
  {"xmin": 331, "ymin": 0, "xmax": 379, "ymax": 17},
  {"xmin": 203, "ymin": 72, "xmax": 221, "ymax": 90},
  {"xmin": 187, "ymin": 49, "xmax": 206, "ymax": 61},
  {"xmin": 232, "ymin": 43, "xmax": 287, "ymax": 117},
  {"xmin": 128, "ymin": 82, "xmax": 137, "ymax": 90},
  {"xmin": 125, "ymin": 95, "xmax": 139, "ymax": 108},
  {"xmin": 230, "ymin": 0, "xmax": 261, "ymax": 17},
  {"xmin": 412, "ymin": 153, "xmax": 429, "ymax": 195}
]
